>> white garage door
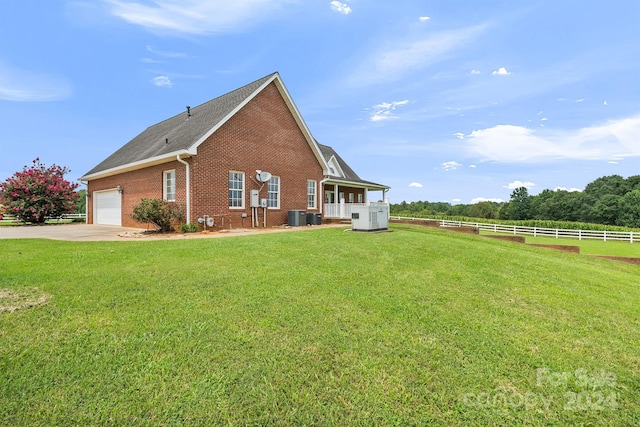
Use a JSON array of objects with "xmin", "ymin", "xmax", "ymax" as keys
[{"xmin": 94, "ymin": 190, "xmax": 122, "ymax": 226}]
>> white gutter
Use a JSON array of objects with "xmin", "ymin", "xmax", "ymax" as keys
[{"xmin": 176, "ymin": 154, "xmax": 191, "ymax": 224}]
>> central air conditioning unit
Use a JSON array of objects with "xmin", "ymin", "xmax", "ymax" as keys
[{"xmin": 351, "ymin": 203, "xmax": 389, "ymax": 232}]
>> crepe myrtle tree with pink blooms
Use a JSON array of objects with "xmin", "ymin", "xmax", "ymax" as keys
[{"xmin": 0, "ymin": 158, "xmax": 79, "ymax": 224}]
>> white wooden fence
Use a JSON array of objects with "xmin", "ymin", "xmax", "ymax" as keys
[
  {"xmin": 0, "ymin": 213, "xmax": 86, "ymax": 223},
  {"xmin": 390, "ymin": 217, "xmax": 636, "ymax": 243}
]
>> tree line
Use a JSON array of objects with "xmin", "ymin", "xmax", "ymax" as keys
[{"xmin": 391, "ymin": 175, "xmax": 640, "ymax": 228}]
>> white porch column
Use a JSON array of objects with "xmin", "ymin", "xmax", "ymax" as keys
[{"xmin": 364, "ymin": 188, "xmax": 368, "ymax": 204}]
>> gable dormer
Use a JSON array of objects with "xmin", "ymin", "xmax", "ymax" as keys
[{"xmin": 327, "ymin": 155, "xmax": 345, "ymax": 178}]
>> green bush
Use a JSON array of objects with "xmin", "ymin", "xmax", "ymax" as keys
[
  {"xmin": 131, "ymin": 198, "xmax": 184, "ymax": 232},
  {"xmin": 180, "ymin": 223, "xmax": 198, "ymax": 233}
]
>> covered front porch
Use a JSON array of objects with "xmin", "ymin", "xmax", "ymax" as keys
[{"xmin": 322, "ymin": 181, "xmax": 389, "ymax": 219}]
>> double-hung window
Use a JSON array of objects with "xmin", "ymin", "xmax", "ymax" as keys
[
  {"xmin": 229, "ymin": 171, "xmax": 244, "ymax": 208},
  {"xmin": 307, "ymin": 180, "xmax": 317, "ymax": 209},
  {"xmin": 163, "ymin": 170, "xmax": 176, "ymax": 201},
  {"xmin": 267, "ymin": 176, "xmax": 280, "ymax": 208}
]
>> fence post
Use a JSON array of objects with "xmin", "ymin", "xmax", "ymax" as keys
[
  {"xmin": 534, "ymin": 227, "xmax": 537, "ymax": 237},
  {"xmin": 604, "ymin": 230, "xmax": 607, "ymax": 242},
  {"xmin": 513, "ymin": 226, "xmax": 516, "ymax": 235},
  {"xmin": 555, "ymin": 229, "xmax": 558, "ymax": 239},
  {"xmin": 579, "ymin": 230, "xmax": 582, "ymax": 241}
]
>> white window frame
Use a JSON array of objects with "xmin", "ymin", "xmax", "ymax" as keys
[
  {"xmin": 267, "ymin": 176, "xmax": 280, "ymax": 209},
  {"xmin": 349, "ymin": 193, "xmax": 354, "ymax": 203},
  {"xmin": 229, "ymin": 171, "xmax": 245, "ymax": 209},
  {"xmin": 357, "ymin": 193, "xmax": 363, "ymax": 203},
  {"xmin": 163, "ymin": 170, "xmax": 176, "ymax": 202},
  {"xmin": 324, "ymin": 190, "xmax": 334, "ymax": 204},
  {"xmin": 307, "ymin": 180, "xmax": 317, "ymax": 209}
]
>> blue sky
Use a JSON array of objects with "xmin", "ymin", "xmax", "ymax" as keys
[{"xmin": 1, "ymin": 1, "xmax": 638, "ymax": 204}]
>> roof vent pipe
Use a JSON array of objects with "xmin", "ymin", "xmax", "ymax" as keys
[{"xmin": 186, "ymin": 106, "xmax": 191, "ymax": 117}]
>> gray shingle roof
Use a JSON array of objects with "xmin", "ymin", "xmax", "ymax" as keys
[
  {"xmin": 81, "ymin": 72, "xmax": 388, "ymax": 191},
  {"xmin": 82, "ymin": 72, "xmax": 277, "ymax": 177},
  {"xmin": 317, "ymin": 142, "xmax": 389, "ymax": 189}
]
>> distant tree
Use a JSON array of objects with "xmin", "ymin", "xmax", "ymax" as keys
[
  {"xmin": 530, "ymin": 189, "xmax": 555, "ymax": 219},
  {"xmin": 0, "ymin": 158, "xmax": 79, "ymax": 223},
  {"xmin": 508, "ymin": 187, "xmax": 531, "ymax": 220},
  {"xmin": 449, "ymin": 203, "xmax": 469, "ymax": 217},
  {"xmin": 584, "ymin": 175, "xmax": 627, "ymax": 198},
  {"xmin": 589, "ymin": 194, "xmax": 622, "ymax": 225},
  {"xmin": 75, "ymin": 189, "xmax": 87, "ymax": 214},
  {"xmin": 467, "ymin": 201, "xmax": 497, "ymax": 219},
  {"xmin": 623, "ymin": 175, "xmax": 640, "ymax": 193},
  {"xmin": 617, "ymin": 190, "xmax": 640, "ymax": 228},
  {"xmin": 497, "ymin": 202, "xmax": 511, "ymax": 220}
]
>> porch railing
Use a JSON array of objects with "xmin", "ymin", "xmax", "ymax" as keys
[{"xmin": 324, "ymin": 202, "xmax": 388, "ymax": 219}]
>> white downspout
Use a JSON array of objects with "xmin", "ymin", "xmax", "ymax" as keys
[
  {"xmin": 319, "ymin": 177, "xmax": 329, "ymax": 215},
  {"xmin": 176, "ymin": 154, "xmax": 191, "ymax": 224}
]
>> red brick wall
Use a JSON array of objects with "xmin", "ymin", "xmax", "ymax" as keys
[
  {"xmin": 87, "ymin": 161, "xmax": 186, "ymax": 228},
  {"xmin": 87, "ymin": 81, "xmax": 324, "ymax": 229},
  {"xmin": 190, "ymin": 81, "xmax": 323, "ymax": 229}
]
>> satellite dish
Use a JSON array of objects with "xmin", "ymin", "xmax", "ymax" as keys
[{"xmin": 257, "ymin": 171, "xmax": 272, "ymax": 182}]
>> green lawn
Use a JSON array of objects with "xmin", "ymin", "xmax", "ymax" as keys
[
  {"xmin": 479, "ymin": 230, "xmax": 640, "ymax": 257},
  {"xmin": 1, "ymin": 224, "xmax": 639, "ymax": 426}
]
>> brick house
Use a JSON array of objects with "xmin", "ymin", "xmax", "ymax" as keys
[{"xmin": 80, "ymin": 72, "xmax": 389, "ymax": 229}]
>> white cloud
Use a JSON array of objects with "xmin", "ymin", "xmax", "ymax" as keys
[
  {"xmin": 330, "ymin": 1, "xmax": 352, "ymax": 15},
  {"xmin": 419, "ymin": 16, "xmax": 430, "ymax": 22},
  {"xmin": 603, "ymin": 100, "xmax": 608, "ymax": 106},
  {"xmin": 492, "ymin": 66, "xmax": 511, "ymax": 76},
  {"xmin": 140, "ymin": 57, "xmax": 163, "ymax": 63},
  {"xmin": 469, "ymin": 164, "xmax": 477, "ymax": 168},
  {"xmin": 554, "ymin": 187, "xmax": 581, "ymax": 192},
  {"xmin": 0, "ymin": 61, "xmax": 71, "ymax": 102},
  {"xmin": 347, "ymin": 23, "xmax": 489, "ymax": 86},
  {"xmin": 409, "ymin": 182, "xmax": 423, "ymax": 188},
  {"xmin": 471, "ymin": 197, "xmax": 505, "ymax": 204},
  {"xmin": 369, "ymin": 100, "xmax": 409, "ymax": 121},
  {"xmin": 470, "ymin": 69, "xmax": 480, "ymax": 75},
  {"xmin": 152, "ymin": 75, "xmax": 172, "ymax": 87},
  {"xmin": 441, "ymin": 161, "xmax": 462, "ymax": 171},
  {"xmin": 106, "ymin": 0, "xmax": 288, "ymax": 34},
  {"xmin": 146, "ymin": 45, "xmax": 189, "ymax": 58},
  {"xmin": 453, "ymin": 132, "xmax": 465, "ymax": 139},
  {"xmin": 540, "ymin": 117, "xmax": 548, "ymax": 121},
  {"xmin": 465, "ymin": 114, "xmax": 640, "ymax": 163},
  {"xmin": 504, "ymin": 180, "xmax": 535, "ymax": 190},
  {"xmin": 576, "ymin": 98, "xmax": 584, "ymax": 103}
]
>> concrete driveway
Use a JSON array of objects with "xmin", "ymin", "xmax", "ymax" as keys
[
  {"xmin": 0, "ymin": 222, "xmax": 348, "ymax": 242},
  {"xmin": 0, "ymin": 224, "xmax": 148, "ymax": 242}
]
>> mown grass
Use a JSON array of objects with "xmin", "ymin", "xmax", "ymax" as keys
[
  {"xmin": 1, "ymin": 224, "xmax": 639, "ymax": 426},
  {"xmin": 479, "ymin": 230, "xmax": 640, "ymax": 257}
]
